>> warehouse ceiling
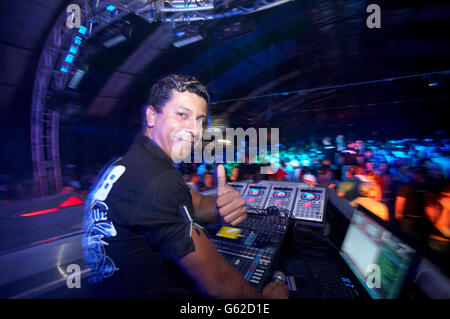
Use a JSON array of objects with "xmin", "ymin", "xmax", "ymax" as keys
[{"xmin": 1, "ymin": 0, "xmax": 449, "ymax": 140}]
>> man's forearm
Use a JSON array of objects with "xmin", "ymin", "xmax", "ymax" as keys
[
  {"xmin": 202, "ymin": 234, "xmax": 264, "ymax": 298},
  {"xmin": 219, "ymin": 261, "xmax": 264, "ymax": 298},
  {"xmin": 177, "ymin": 227, "xmax": 263, "ymax": 299}
]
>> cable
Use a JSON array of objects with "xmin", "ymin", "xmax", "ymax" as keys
[
  {"xmin": 209, "ymin": 70, "xmax": 450, "ymax": 105},
  {"xmin": 245, "ymin": 205, "xmax": 292, "ymax": 227},
  {"xmin": 244, "ymin": 205, "xmax": 339, "ymax": 253},
  {"xmin": 269, "ymin": 95, "xmax": 450, "ymax": 116}
]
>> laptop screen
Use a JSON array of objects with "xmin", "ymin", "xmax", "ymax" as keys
[{"xmin": 339, "ymin": 210, "xmax": 416, "ymax": 299}]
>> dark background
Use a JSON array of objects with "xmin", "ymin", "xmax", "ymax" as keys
[{"xmin": 0, "ymin": 0, "xmax": 449, "ymax": 177}]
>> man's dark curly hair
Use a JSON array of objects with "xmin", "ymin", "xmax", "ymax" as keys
[{"xmin": 147, "ymin": 73, "xmax": 209, "ymax": 112}]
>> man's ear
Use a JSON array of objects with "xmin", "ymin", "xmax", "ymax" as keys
[{"xmin": 146, "ymin": 105, "xmax": 156, "ymax": 127}]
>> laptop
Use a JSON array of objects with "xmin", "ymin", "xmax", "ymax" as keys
[
  {"xmin": 283, "ymin": 208, "xmax": 416, "ymax": 299},
  {"xmin": 339, "ymin": 209, "xmax": 416, "ymax": 299}
]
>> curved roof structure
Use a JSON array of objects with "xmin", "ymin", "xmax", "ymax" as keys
[{"xmin": 1, "ymin": 0, "xmax": 449, "ymax": 177}]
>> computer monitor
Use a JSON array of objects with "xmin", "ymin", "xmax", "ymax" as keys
[{"xmin": 340, "ymin": 209, "xmax": 416, "ymax": 299}]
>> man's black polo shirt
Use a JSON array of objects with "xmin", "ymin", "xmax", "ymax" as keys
[{"xmin": 83, "ymin": 134, "xmax": 202, "ymax": 298}]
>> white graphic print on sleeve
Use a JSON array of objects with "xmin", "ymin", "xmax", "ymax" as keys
[{"xmin": 84, "ymin": 164, "xmax": 125, "ymax": 284}]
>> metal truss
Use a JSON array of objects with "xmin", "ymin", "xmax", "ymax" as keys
[
  {"xmin": 31, "ymin": 0, "xmax": 93, "ymax": 196},
  {"xmin": 84, "ymin": 0, "xmax": 293, "ymax": 29},
  {"xmin": 133, "ymin": 0, "xmax": 293, "ymax": 23},
  {"xmin": 30, "ymin": 0, "xmax": 292, "ymax": 196}
]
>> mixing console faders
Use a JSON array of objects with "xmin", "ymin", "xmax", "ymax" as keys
[
  {"xmin": 213, "ymin": 240, "xmax": 276, "ymax": 290},
  {"xmin": 206, "ymin": 212, "xmax": 288, "ymax": 291}
]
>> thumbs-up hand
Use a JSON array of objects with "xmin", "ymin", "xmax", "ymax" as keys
[{"xmin": 216, "ymin": 165, "xmax": 247, "ymax": 226}]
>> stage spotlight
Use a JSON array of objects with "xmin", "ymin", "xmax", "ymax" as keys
[
  {"xmin": 173, "ymin": 23, "xmax": 204, "ymax": 47},
  {"xmin": 423, "ymin": 71, "xmax": 447, "ymax": 88},
  {"xmin": 64, "ymin": 54, "xmax": 75, "ymax": 63},
  {"xmin": 68, "ymin": 68, "xmax": 86, "ymax": 90},
  {"xmin": 78, "ymin": 25, "xmax": 88, "ymax": 35},
  {"xmin": 69, "ymin": 45, "xmax": 77, "ymax": 54},
  {"xmin": 102, "ymin": 34, "xmax": 128, "ymax": 48},
  {"xmin": 173, "ymin": 34, "xmax": 204, "ymax": 47}
]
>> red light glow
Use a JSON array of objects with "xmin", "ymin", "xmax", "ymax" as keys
[
  {"xmin": 58, "ymin": 196, "xmax": 84, "ymax": 208},
  {"xmin": 20, "ymin": 208, "xmax": 60, "ymax": 217}
]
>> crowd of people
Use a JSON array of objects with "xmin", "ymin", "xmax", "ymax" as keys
[
  {"xmin": 178, "ymin": 134, "xmax": 450, "ymax": 273},
  {"xmin": 180, "ymin": 136, "xmax": 449, "ymax": 204},
  {"xmin": 1, "ymin": 134, "xmax": 448, "ymax": 273}
]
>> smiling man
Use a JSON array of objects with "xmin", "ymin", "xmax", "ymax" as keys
[{"xmin": 83, "ymin": 74, "xmax": 288, "ymax": 299}]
